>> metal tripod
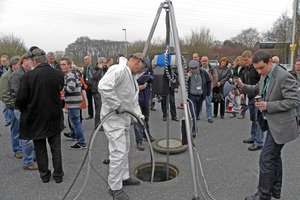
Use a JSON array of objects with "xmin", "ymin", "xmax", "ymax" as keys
[{"xmin": 142, "ymin": 1, "xmax": 200, "ymax": 199}]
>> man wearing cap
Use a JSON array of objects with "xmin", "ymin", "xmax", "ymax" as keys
[
  {"xmin": 187, "ymin": 60, "xmax": 211, "ymax": 137},
  {"xmin": 16, "ymin": 47, "xmax": 64, "ymax": 183},
  {"xmin": 98, "ymin": 53, "xmax": 145, "ymax": 200}
]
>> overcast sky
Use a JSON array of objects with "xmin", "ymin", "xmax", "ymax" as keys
[{"xmin": 0, "ymin": 0, "xmax": 294, "ymax": 53}]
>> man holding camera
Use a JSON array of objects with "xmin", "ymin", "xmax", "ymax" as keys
[{"xmin": 238, "ymin": 49, "xmax": 300, "ymax": 200}]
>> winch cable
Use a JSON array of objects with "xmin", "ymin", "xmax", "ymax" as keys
[
  {"xmin": 61, "ymin": 110, "xmax": 155, "ymax": 200},
  {"xmin": 193, "ymin": 146, "xmax": 217, "ymax": 200}
]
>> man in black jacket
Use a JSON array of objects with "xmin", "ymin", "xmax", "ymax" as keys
[
  {"xmin": 83, "ymin": 55, "xmax": 94, "ymax": 119},
  {"xmin": 90, "ymin": 57, "xmax": 108, "ymax": 128},
  {"xmin": 187, "ymin": 60, "xmax": 211, "ymax": 137},
  {"xmin": 16, "ymin": 47, "xmax": 64, "ymax": 183},
  {"xmin": 240, "ymin": 50, "xmax": 263, "ymax": 151}
]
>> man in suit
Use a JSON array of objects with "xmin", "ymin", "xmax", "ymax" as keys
[{"xmin": 237, "ymin": 49, "xmax": 300, "ymax": 200}]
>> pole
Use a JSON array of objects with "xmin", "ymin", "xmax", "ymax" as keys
[
  {"xmin": 290, "ymin": 0, "xmax": 297, "ymax": 67},
  {"xmin": 168, "ymin": 2, "xmax": 200, "ymax": 199},
  {"xmin": 122, "ymin": 28, "xmax": 127, "ymax": 57}
]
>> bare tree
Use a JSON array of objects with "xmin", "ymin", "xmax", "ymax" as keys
[
  {"xmin": 184, "ymin": 26, "xmax": 214, "ymax": 58},
  {"xmin": 0, "ymin": 33, "xmax": 27, "ymax": 57},
  {"xmin": 231, "ymin": 28, "xmax": 260, "ymax": 48}
]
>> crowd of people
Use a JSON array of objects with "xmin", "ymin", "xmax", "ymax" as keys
[{"xmin": 0, "ymin": 47, "xmax": 300, "ymax": 200}]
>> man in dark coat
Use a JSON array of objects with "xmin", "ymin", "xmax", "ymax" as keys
[
  {"xmin": 16, "ymin": 47, "xmax": 64, "ymax": 183},
  {"xmin": 187, "ymin": 60, "xmax": 211, "ymax": 137}
]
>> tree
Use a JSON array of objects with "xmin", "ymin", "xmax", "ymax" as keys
[
  {"xmin": 64, "ymin": 36, "xmax": 123, "ymax": 66},
  {"xmin": 0, "ymin": 33, "xmax": 27, "ymax": 58},
  {"xmin": 231, "ymin": 28, "xmax": 260, "ymax": 48},
  {"xmin": 184, "ymin": 27, "xmax": 214, "ymax": 57},
  {"xmin": 261, "ymin": 12, "xmax": 293, "ymax": 63}
]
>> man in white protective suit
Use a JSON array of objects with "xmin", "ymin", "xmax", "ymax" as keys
[{"xmin": 98, "ymin": 53, "xmax": 146, "ymax": 200}]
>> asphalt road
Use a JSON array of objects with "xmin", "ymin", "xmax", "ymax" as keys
[{"xmin": 0, "ymin": 96, "xmax": 299, "ymax": 200}]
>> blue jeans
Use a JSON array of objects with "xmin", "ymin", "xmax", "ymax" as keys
[
  {"xmin": 257, "ymin": 130, "xmax": 284, "ymax": 199},
  {"xmin": 248, "ymin": 98, "xmax": 263, "ymax": 146},
  {"xmin": 134, "ymin": 122, "xmax": 144, "ymax": 144},
  {"xmin": 68, "ymin": 108, "xmax": 86, "ymax": 146},
  {"xmin": 205, "ymin": 92, "xmax": 213, "ymax": 119},
  {"xmin": 10, "ymin": 109, "xmax": 22, "ymax": 154},
  {"xmin": 14, "ymin": 110, "xmax": 35, "ymax": 166},
  {"xmin": 2, "ymin": 101, "xmax": 13, "ymax": 124}
]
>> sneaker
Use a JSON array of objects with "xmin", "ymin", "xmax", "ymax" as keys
[
  {"xmin": 23, "ymin": 162, "xmax": 38, "ymax": 170},
  {"xmin": 63, "ymin": 132, "xmax": 76, "ymax": 140},
  {"xmin": 137, "ymin": 143, "xmax": 145, "ymax": 151},
  {"xmin": 122, "ymin": 178, "xmax": 140, "ymax": 186},
  {"xmin": 70, "ymin": 143, "xmax": 87, "ymax": 150},
  {"xmin": 207, "ymin": 119, "xmax": 213, "ymax": 123},
  {"xmin": 15, "ymin": 152, "xmax": 23, "ymax": 159},
  {"xmin": 5, "ymin": 122, "xmax": 11, "ymax": 127},
  {"xmin": 109, "ymin": 189, "xmax": 129, "ymax": 200}
]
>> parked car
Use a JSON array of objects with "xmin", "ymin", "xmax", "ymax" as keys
[
  {"xmin": 209, "ymin": 60, "xmax": 218, "ymax": 67},
  {"xmin": 280, "ymin": 64, "xmax": 291, "ymax": 71}
]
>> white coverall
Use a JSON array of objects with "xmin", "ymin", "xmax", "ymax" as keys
[{"xmin": 98, "ymin": 57, "xmax": 142, "ymax": 191}]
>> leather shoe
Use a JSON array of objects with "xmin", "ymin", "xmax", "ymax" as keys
[
  {"xmin": 163, "ymin": 117, "xmax": 167, "ymax": 121},
  {"xmin": 42, "ymin": 178, "xmax": 50, "ymax": 183},
  {"xmin": 207, "ymin": 119, "xmax": 213, "ymax": 123},
  {"xmin": 192, "ymin": 131, "xmax": 196, "ymax": 138},
  {"xmin": 85, "ymin": 115, "xmax": 93, "ymax": 120},
  {"xmin": 243, "ymin": 138, "xmax": 254, "ymax": 144},
  {"xmin": 54, "ymin": 177, "xmax": 63, "ymax": 183},
  {"xmin": 220, "ymin": 116, "xmax": 224, "ymax": 119},
  {"xmin": 122, "ymin": 178, "xmax": 140, "ymax": 186},
  {"xmin": 137, "ymin": 143, "xmax": 145, "ymax": 151},
  {"xmin": 245, "ymin": 194, "xmax": 270, "ymax": 200},
  {"xmin": 271, "ymin": 192, "xmax": 280, "ymax": 199},
  {"xmin": 103, "ymin": 159, "xmax": 110, "ymax": 164},
  {"xmin": 171, "ymin": 117, "xmax": 179, "ymax": 122},
  {"xmin": 248, "ymin": 144, "xmax": 263, "ymax": 151}
]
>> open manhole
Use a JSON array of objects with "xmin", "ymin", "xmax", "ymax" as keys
[
  {"xmin": 152, "ymin": 138, "xmax": 188, "ymax": 154},
  {"xmin": 134, "ymin": 162, "xmax": 179, "ymax": 182}
]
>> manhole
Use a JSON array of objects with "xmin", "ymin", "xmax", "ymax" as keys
[
  {"xmin": 134, "ymin": 162, "xmax": 179, "ymax": 182},
  {"xmin": 152, "ymin": 138, "xmax": 188, "ymax": 154}
]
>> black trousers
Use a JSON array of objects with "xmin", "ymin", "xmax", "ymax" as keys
[
  {"xmin": 93, "ymin": 92, "xmax": 102, "ymax": 128},
  {"xmin": 86, "ymin": 89, "xmax": 94, "ymax": 117},
  {"xmin": 161, "ymin": 88, "xmax": 176, "ymax": 119},
  {"xmin": 33, "ymin": 133, "xmax": 64, "ymax": 180}
]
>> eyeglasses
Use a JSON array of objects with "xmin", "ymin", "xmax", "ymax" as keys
[{"xmin": 130, "ymin": 55, "xmax": 146, "ymax": 67}]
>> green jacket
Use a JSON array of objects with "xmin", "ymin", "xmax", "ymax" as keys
[{"xmin": 0, "ymin": 67, "xmax": 14, "ymax": 109}]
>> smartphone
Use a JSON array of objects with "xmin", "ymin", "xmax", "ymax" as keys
[{"xmin": 255, "ymin": 95, "xmax": 262, "ymax": 102}]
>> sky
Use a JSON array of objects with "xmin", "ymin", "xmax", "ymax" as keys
[{"xmin": 0, "ymin": 0, "xmax": 294, "ymax": 53}]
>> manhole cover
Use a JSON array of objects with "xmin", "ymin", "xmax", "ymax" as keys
[{"xmin": 152, "ymin": 138, "xmax": 188, "ymax": 154}]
